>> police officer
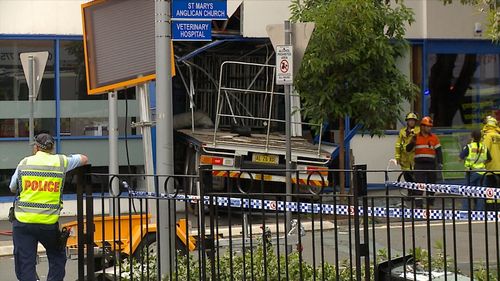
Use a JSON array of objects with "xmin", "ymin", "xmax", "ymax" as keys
[
  {"xmin": 460, "ymin": 129, "xmax": 490, "ymax": 210},
  {"xmin": 8, "ymin": 133, "xmax": 88, "ymax": 281},
  {"xmin": 406, "ymin": 116, "xmax": 443, "ymax": 208}
]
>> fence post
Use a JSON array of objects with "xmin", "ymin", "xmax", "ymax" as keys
[
  {"xmin": 353, "ymin": 164, "xmax": 369, "ymax": 281},
  {"xmin": 76, "ymin": 165, "xmax": 90, "ymax": 281},
  {"xmin": 86, "ymin": 170, "xmax": 95, "ymax": 280},
  {"xmin": 198, "ymin": 165, "xmax": 212, "ymax": 280}
]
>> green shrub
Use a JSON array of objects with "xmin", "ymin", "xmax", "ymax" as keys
[{"xmin": 120, "ymin": 239, "xmax": 474, "ymax": 281}]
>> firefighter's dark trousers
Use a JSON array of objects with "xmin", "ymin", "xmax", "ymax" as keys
[
  {"xmin": 13, "ymin": 220, "xmax": 66, "ymax": 281},
  {"xmin": 413, "ymin": 161, "xmax": 437, "ymax": 208}
]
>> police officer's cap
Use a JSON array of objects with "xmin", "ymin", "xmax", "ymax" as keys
[{"xmin": 34, "ymin": 133, "xmax": 55, "ymax": 150}]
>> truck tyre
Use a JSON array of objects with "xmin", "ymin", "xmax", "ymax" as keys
[
  {"xmin": 93, "ymin": 245, "xmax": 115, "ymax": 272},
  {"xmin": 133, "ymin": 232, "xmax": 190, "ymax": 258},
  {"xmin": 133, "ymin": 233, "xmax": 157, "ymax": 260}
]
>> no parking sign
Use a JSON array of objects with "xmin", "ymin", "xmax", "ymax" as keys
[{"xmin": 276, "ymin": 45, "xmax": 293, "ymax": 85}]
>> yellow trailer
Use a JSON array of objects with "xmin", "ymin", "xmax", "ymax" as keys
[{"xmin": 62, "ymin": 215, "xmax": 196, "ymax": 269}]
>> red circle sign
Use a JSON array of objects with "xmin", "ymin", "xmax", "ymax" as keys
[
  {"xmin": 280, "ymin": 59, "xmax": 289, "ymax": 73},
  {"xmin": 486, "ymin": 188, "xmax": 495, "ymax": 198},
  {"xmin": 269, "ymin": 201, "xmax": 277, "ymax": 210}
]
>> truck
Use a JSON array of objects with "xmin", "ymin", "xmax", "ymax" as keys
[
  {"xmin": 174, "ymin": 60, "xmax": 332, "ymax": 200},
  {"xmin": 63, "ymin": 60, "xmax": 334, "ymax": 274}
]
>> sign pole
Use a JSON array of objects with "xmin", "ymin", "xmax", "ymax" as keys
[
  {"xmin": 155, "ymin": 0, "xmax": 175, "ymax": 277},
  {"xmin": 28, "ymin": 55, "xmax": 35, "ymax": 144},
  {"xmin": 108, "ymin": 91, "xmax": 119, "ymax": 215},
  {"xmin": 284, "ymin": 20, "xmax": 293, "ymax": 255},
  {"xmin": 20, "ymin": 51, "xmax": 48, "ymax": 144}
]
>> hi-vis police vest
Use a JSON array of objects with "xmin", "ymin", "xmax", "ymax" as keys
[
  {"xmin": 464, "ymin": 142, "xmax": 488, "ymax": 172},
  {"xmin": 15, "ymin": 152, "xmax": 67, "ymax": 224}
]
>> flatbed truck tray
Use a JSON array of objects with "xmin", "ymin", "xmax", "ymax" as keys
[{"xmin": 176, "ymin": 128, "xmax": 331, "ymax": 163}]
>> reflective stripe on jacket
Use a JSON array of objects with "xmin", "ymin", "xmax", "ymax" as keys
[
  {"xmin": 15, "ymin": 152, "xmax": 67, "ymax": 224},
  {"xmin": 414, "ymin": 133, "xmax": 441, "ymax": 160},
  {"xmin": 464, "ymin": 142, "xmax": 488, "ymax": 171}
]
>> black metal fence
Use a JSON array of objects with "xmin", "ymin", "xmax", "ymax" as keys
[{"xmin": 71, "ymin": 165, "xmax": 500, "ymax": 280}]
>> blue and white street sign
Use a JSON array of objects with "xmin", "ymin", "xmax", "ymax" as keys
[
  {"xmin": 172, "ymin": 21, "xmax": 212, "ymax": 41},
  {"xmin": 172, "ymin": 0, "xmax": 227, "ymax": 20}
]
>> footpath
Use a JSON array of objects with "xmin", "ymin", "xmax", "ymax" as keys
[{"xmin": 0, "ymin": 216, "xmax": 78, "ymax": 256}]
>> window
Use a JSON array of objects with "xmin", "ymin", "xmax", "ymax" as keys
[
  {"xmin": 59, "ymin": 40, "xmax": 138, "ymax": 137},
  {"xmin": 0, "ymin": 40, "xmax": 56, "ymax": 137},
  {"xmin": 427, "ymin": 53, "xmax": 500, "ymax": 128}
]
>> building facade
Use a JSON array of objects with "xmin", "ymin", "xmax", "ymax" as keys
[
  {"xmin": 0, "ymin": 0, "xmax": 498, "ymax": 192},
  {"xmin": 352, "ymin": 0, "xmax": 500, "ymax": 185}
]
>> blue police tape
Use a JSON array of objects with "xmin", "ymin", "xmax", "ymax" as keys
[
  {"xmin": 391, "ymin": 181, "xmax": 500, "ymax": 200},
  {"xmin": 128, "ymin": 191, "xmax": 500, "ymax": 222}
]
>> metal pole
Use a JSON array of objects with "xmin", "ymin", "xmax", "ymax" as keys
[
  {"xmin": 108, "ymin": 91, "xmax": 119, "ymax": 215},
  {"xmin": 137, "ymin": 84, "xmax": 155, "ymax": 196},
  {"xmin": 28, "ymin": 55, "xmax": 35, "ymax": 145},
  {"xmin": 284, "ymin": 20, "xmax": 293, "ymax": 255},
  {"xmin": 353, "ymin": 166, "xmax": 362, "ymax": 281},
  {"xmin": 155, "ymin": 0, "xmax": 175, "ymax": 277}
]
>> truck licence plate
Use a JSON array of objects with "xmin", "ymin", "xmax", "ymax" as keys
[{"xmin": 252, "ymin": 153, "xmax": 279, "ymax": 165}]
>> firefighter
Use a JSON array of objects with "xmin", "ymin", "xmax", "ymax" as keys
[
  {"xmin": 395, "ymin": 112, "xmax": 420, "ymax": 204},
  {"xmin": 406, "ymin": 116, "xmax": 443, "ymax": 208},
  {"xmin": 395, "ymin": 112, "xmax": 420, "ymax": 179},
  {"xmin": 482, "ymin": 116, "xmax": 500, "ymax": 209},
  {"xmin": 8, "ymin": 133, "xmax": 88, "ymax": 281},
  {"xmin": 460, "ymin": 129, "xmax": 490, "ymax": 210}
]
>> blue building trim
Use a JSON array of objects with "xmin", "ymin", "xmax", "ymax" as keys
[
  {"xmin": 0, "ymin": 34, "xmax": 82, "ymax": 40},
  {"xmin": 425, "ymin": 39, "xmax": 500, "ymax": 54},
  {"xmin": 422, "ymin": 40, "xmax": 429, "ymax": 117},
  {"xmin": 0, "ymin": 136, "xmax": 142, "ymax": 142}
]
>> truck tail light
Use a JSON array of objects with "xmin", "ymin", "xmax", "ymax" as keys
[
  {"xmin": 306, "ymin": 166, "xmax": 328, "ymax": 176},
  {"xmin": 200, "ymin": 155, "xmax": 224, "ymax": 165}
]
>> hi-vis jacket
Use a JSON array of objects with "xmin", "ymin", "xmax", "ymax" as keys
[
  {"xmin": 395, "ymin": 126, "xmax": 420, "ymax": 170},
  {"xmin": 15, "ymin": 152, "xmax": 67, "ymax": 224},
  {"xmin": 464, "ymin": 142, "xmax": 488, "ymax": 172},
  {"xmin": 483, "ymin": 126, "xmax": 500, "ymax": 174},
  {"xmin": 406, "ymin": 132, "xmax": 443, "ymax": 165}
]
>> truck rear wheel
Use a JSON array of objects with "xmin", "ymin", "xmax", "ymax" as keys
[
  {"xmin": 133, "ymin": 232, "xmax": 190, "ymax": 258},
  {"xmin": 133, "ymin": 233, "xmax": 157, "ymax": 260}
]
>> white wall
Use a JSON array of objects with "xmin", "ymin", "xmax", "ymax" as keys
[
  {"xmin": 395, "ymin": 49, "xmax": 413, "ymax": 130},
  {"xmin": 426, "ymin": 0, "xmax": 485, "ymax": 39},
  {"xmin": 351, "ymin": 134, "xmax": 399, "ymax": 184},
  {"xmin": 241, "ymin": 0, "xmax": 486, "ymax": 39},
  {"xmin": 0, "ymin": 0, "xmax": 86, "ymax": 35},
  {"xmin": 400, "ymin": 0, "xmax": 426, "ymax": 39},
  {"xmin": 403, "ymin": 0, "xmax": 486, "ymax": 39},
  {"xmin": 0, "ymin": 0, "xmax": 487, "ymax": 39},
  {"xmin": 241, "ymin": 0, "xmax": 292, "ymax": 38}
]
